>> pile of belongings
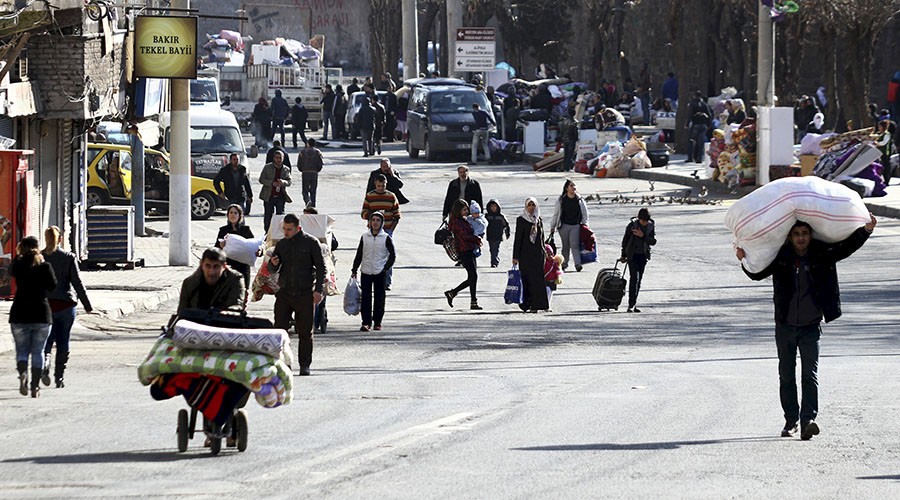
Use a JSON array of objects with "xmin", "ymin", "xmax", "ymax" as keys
[
  {"xmin": 588, "ymin": 137, "xmax": 652, "ymax": 178},
  {"xmin": 806, "ymin": 127, "xmax": 886, "ymax": 197},
  {"xmin": 725, "ymin": 176, "xmax": 871, "ymax": 273},
  {"xmin": 138, "ymin": 320, "xmax": 294, "ymax": 424},
  {"xmin": 488, "ymin": 137, "xmax": 523, "ymax": 164},
  {"xmin": 256, "ymin": 38, "xmax": 322, "ymax": 67},
  {"xmin": 709, "ymin": 118, "xmax": 757, "ymax": 187},
  {"xmin": 202, "ymin": 30, "xmax": 251, "ymax": 64}
]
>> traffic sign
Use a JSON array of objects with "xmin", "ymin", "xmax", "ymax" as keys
[{"xmin": 455, "ymin": 28, "xmax": 495, "ymax": 72}]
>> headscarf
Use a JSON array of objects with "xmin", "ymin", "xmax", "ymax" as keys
[
  {"xmin": 812, "ymin": 112, "xmax": 824, "ymax": 130},
  {"xmin": 730, "ymin": 98, "xmax": 745, "ymax": 112},
  {"xmin": 521, "ymin": 197, "xmax": 541, "ymax": 244}
]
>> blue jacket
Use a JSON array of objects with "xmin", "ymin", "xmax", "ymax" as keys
[{"xmin": 473, "ymin": 109, "xmax": 495, "ymax": 130}]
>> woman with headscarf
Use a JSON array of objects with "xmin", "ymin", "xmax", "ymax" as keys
[
  {"xmin": 512, "ymin": 198, "xmax": 549, "ymax": 312},
  {"xmin": 806, "ymin": 112, "xmax": 825, "ymax": 134},
  {"xmin": 252, "ymin": 97, "xmax": 273, "ymax": 148},
  {"xmin": 726, "ymin": 99, "xmax": 746, "ymax": 125}
]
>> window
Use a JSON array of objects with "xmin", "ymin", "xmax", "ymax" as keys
[
  {"xmin": 428, "ymin": 91, "xmax": 490, "ymax": 114},
  {"xmin": 190, "ymin": 126, "xmax": 243, "ymax": 154},
  {"xmin": 190, "ymin": 80, "xmax": 218, "ymax": 102}
]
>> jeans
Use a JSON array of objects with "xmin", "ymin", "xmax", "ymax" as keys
[
  {"xmin": 775, "ymin": 323, "xmax": 821, "ymax": 424},
  {"xmin": 292, "ymin": 120, "xmax": 308, "ymax": 148},
  {"xmin": 360, "ymin": 272, "xmax": 386, "ymax": 327},
  {"xmin": 689, "ymin": 124, "xmax": 708, "ymax": 163},
  {"xmin": 11, "ymin": 323, "xmax": 51, "ymax": 369},
  {"xmin": 334, "ymin": 114, "xmax": 346, "ymax": 140},
  {"xmin": 471, "ymin": 129, "xmax": 490, "ymax": 164},
  {"xmin": 563, "ymin": 141, "xmax": 576, "ymax": 171},
  {"xmin": 383, "ymin": 228, "xmax": 394, "ymax": 288},
  {"xmin": 45, "ymin": 306, "xmax": 77, "ymax": 355},
  {"xmin": 272, "ymin": 118, "xmax": 286, "ymax": 144},
  {"xmin": 627, "ymin": 253, "xmax": 647, "ymax": 308},
  {"xmin": 640, "ymin": 92, "xmax": 651, "ymax": 125},
  {"xmin": 301, "ymin": 172, "xmax": 318, "ymax": 207},
  {"xmin": 451, "ymin": 250, "xmax": 478, "ymax": 303},
  {"xmin": 263, "ymin": 196, "xmax": 286, "ymax": 234},
  {"xmin": 274, "ymin": 292, "xmax": 314, "ymax": 369},
  {"xmin": 361, "ymin": 128, "xmax": 374, "ymax": 155},
  {"xmin": 322, "ymin": 111, "xmax": 332, "ymax": 138},
  {"xmin": 489, "ymin": 239, "xmax": 501, "ymax": 266},
  {"xmin": 558, "ymin": 223, "xmax": 581, "ymax": 268}
]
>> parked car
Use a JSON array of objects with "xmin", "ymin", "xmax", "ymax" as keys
[
  {"xmin": 345, "ymin": 90, "xmax": 388, "ymax": 140},
  {"xmin": 86, "ymin": 143, "xmax": 227, "ymax": 220},
  {"xmin": 406, "ymin": 84, "xmax": 493, "ymax": 161},
  {"xmin": 158, "ymin": 107, "xmax": 247, "ymax": 178}
]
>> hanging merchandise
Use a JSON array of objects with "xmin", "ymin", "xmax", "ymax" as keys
[{"xmin": 761, "ymin": 0, "xmax": 799, "ymax": 22}]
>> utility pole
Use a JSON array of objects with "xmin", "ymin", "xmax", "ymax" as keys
[
  {"xmin": 169, "ymin": 0, "xmax": 191, "ymax": 265},
  {"xmin": 446, "ymin": 0, "xmax": 462, "ymax": 78},
  {"xmin": 402, "ymin": 0, "xmax": 419, "ymax": 81},
  {"xmin": 130, "ymin": 130, "xmax": 145, "ymax": 236},
  {"xmin": 756, "ymin": 3, "xmax": 775, "ymax": 186}
]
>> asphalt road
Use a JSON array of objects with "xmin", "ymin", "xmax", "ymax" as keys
[{"xmin": 1, "ymin": 140, "xmax": 899, "ymax": 498}]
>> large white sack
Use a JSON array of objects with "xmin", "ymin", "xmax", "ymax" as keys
[
  {"xmin": 265, "ymin": 213, "xmax": 335, "ymax": 244},
  {"xmin": 222, "ymin": 233, "xmax": 264, "ymax": 266},
  {"xmin": 724, "ymin": 177, "xmax": 870, "ymax": 273}
]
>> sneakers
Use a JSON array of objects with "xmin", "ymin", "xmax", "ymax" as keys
[
  {"xmin": 800, "ymin": 421, "xmax": 820, "ymax": 440},
  {"xmin": 491, "ymin": 264, "xmax": 498, "ymax": 268},
  {"xmin": 781, "ymin": 421, "xmax": 799, "ymax": 437},
  {"xmin": 470, "ymin": 303, "xmax": 483, "ymax": 310},
  {"xmin": 444, "ymin": 290, "xmax": 456, "ymax": 307},
  {"xmin": 360, "ymin": 325, "xmax": 370, "ymax": 332},
  {"xmin": 575, "ymin": 264, "xmax": 583, "ymax": 272}
]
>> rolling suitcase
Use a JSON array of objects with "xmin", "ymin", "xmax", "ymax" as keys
[{"xmin": 592, "ymin": 262, "xmax": 627, "ymax": 311}]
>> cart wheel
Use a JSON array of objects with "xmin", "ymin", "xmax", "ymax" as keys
[
  {"xmin": 210, "ymin": 437, "xmax": 222, "ymax": 455},
  {"xmin": 177, "ymin": 409, "xmax": 189, "ymax": 453},
  {"xmin": 236, "ymin": 409, "xmax": 248, "ymax": 452}
]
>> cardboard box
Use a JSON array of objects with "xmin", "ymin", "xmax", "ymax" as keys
[{"xmin": 800, "ymin": 154, "xmax": 818, "ymax": 176}]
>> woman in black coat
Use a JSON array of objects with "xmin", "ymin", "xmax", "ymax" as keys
[
  {"xmin": 216, "ymin": 204, "xmax": 255, "ymax": 287},
  {"xmin": 512, "ymin": 197, "xmax": 549, "ymax": 312}
]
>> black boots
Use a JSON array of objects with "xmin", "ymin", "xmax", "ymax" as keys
[
  {"xmin": 54, "ymin": 350, "xmax": 69, "ymax": 388},
  {"xmin": 30, "ymin": 367, "xmax": 41, "ymax": 398},
  {"xmin": 16, "ymin": 360, "xmax": 27, "ymax": 396},
  {"xmin": 41, "ymin": 352, "xmax": 51, "ymax": 386}
]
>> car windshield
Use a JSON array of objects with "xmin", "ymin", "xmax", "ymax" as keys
[
  {"xmin": 353, "ymin": 92, "xmax": 387, "ymax": 107},
  {"xmin": 190, "ymin": 80, "xmax": 217, "ymax": 102},
  {"xmin": 428, "ymin": 91, "xmax": 491, "ymax": 113},
  {"xmin": 190, "ymin": 126, "xmax": 242, "ymax": 154}
]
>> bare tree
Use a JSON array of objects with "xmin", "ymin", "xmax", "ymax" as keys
[{"xmin": 369, "ymin": 0, "xmax": 403, "ymax": 82}]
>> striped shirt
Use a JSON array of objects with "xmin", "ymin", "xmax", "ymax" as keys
[{"xmin": 361, "ymin": 190, "xmax": 401, "ymax": 230}]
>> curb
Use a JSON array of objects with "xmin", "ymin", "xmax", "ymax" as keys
[
  {"xmin": 628, "ymin": 168, "xmax": 757, "ymax": 197},
  {"xmin": 864, "ymin": 201, "xmax": 900, "ymax": 219}
]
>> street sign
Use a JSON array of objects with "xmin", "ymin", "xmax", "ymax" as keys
[{"xmin": 455, "ymin": 28, "xmax": 495, "ymax": 72}]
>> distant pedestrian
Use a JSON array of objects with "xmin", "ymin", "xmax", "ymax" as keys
[
  {"xmin": 320, "ymin": 84, "xmax": 335, "ymax": 140},
  {"xmin": 444, "ymin": 199, "xmax": 482, "ymax": 310},
  {"xmin": 40, "ymin": 226, "xmax": 92, "ymax": 390},
  {"xmin": 686, "ymin": 91, "xmax": 712, "ymax": 164},
  {"xmin": 726, "ymin": 98, "xmax": 746, "ymax": 125},
  {"xmin": 887, "ymin": 72, "xmax": 899, "ymax": 121},
  {"xmin": 378, "ymin": 72, "xmax": 395, "ymax": 92},
  {"xmin": 333, "ymin": 85, "xmax": 347, "ymax": 140},
  {"xmin": 484, "ymin": 199, "xmax": 510, "ymax": 268},
  {"xmin": 215, "ymin": 204, "xmax": 255, "ymax": 287},
  {"xmin": 512, "ymin": 198, "xmax": 549, "ymax": 312},
  {"xmin": 619, "ymin": 208, "xmax": 656, "ymax": 313},
  {"xmin": 504, "ymin": 98, "xmax": 520, "ymax": 141},
  {"xmin": 372, "ymin": 97, "xmax": 386, "ymax": 155},
  {"xmin": 351, "ymin": 211, "xmax": 396, "ymax": 332},
  {"xmin": 290, "ymin": 97, "xmax": 309, "ymax": 149},
  {"xmin": 271, "ymin": 89, "xmax": 289, "ymax": 145},
  {"xmin": 875, "ymin": 120, "xmax": 895, "ymax": 185},
  {"xmin": 549, "ymin": 179, "xmax": 589, "ymax": 273},
  {"xmin": 737, "ymin": 215, "xmax": 876, "ymax": 440},
  {"xmin": 252, "ymin": 98, "xmax": 272, "ymax": 148},
  {"xmin": 442, "ymin": 165, "xmax": 483, "ymax": 219},
  {"xmin": 361, "ymin": 174, "xmax": 401, "ymax": 290},
  {"xmin": 347, "ymin": 77, "xmax": 361, "ymax": 97},
  {"xmin": 214, "ymin": 153, "xmax": 253, "ymax": 215},
  {"xmin": 265, "ymin": 140, "xmax": 292, "ymax": 169},
  {"xmin": 358, "ymin": 97, "xmax": 376, "ymax": 157},
  {"xmin": 470, "ymin": 103, "xmax": 495, "ymax": 164},
  {"xmin": 177, "ymin": 247, "xmax": 245, "ymax": 314},
  {"xmin": 559, "ymin": 108, "xmax": 579, "ymax": 171},
  {"xmin": 259, "ymin": 150, "xmax": 292, "ymax": 234},
  {"xmin": 9, "ymin": 236, "xmax": 56, "ymax": 398},
  {"xmin": 384, "ymin": 91, "xmax": 398, "ymax": 142},
  {"xmin": 638, "ymin": 62, "xmax": 652, "ymax": 126},
  {"xmin": 366, "ymin": 158, "xmax": 409, "ymax": 205},
  {"xmin": 298, "ymin": 138, "xmax": 324, "ymax": 207},
  {"xmin": 268, "ymin": 213, "xmax": 325, "ymax": 376}
]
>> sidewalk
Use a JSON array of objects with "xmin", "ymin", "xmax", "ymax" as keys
[{"xmin": 0, "ymin": 233, "xmax": 198, "ymax": 354}]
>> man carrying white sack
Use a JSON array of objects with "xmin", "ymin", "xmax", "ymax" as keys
[{"xmin": 736, "ymin": 214, "xmax": 876, "ymax": 441}]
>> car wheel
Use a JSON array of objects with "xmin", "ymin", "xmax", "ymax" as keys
[
  {"xmin": 86, "ymin": 187, "xmax": 109, "ymax": 208},
  {"xmin": 191, "ymin": 192, "xmax": 215, "ymax": 220},
  {"xmin": 424, "ymin": 136, "xmax": 436, "ymax": 161},
  {"xmin": 407, "ymin": 137, "xmax": 419, "ymax": 159}
]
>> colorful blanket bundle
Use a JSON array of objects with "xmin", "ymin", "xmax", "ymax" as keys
[
  {"xmin": 171, "ymin": 319, "xmax": 292, "ymax": 364},
  {"xmin": 139, "ymin": 337, "xmax": 293, "ymax": 408}
]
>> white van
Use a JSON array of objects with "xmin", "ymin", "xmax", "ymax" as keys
[
  {"xmin": 158, "ymin": 107, "xmax": 246, "ymax": 180},
  {"xmin": 190, "ymin": 77, "xmax": 221, "ymax": 110}
]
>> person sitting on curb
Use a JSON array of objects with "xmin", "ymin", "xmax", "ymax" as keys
[{"xmin": 177, "ymin": 247, "xmax": 245, "ymax": 313}]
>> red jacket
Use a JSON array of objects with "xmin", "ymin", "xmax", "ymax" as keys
[
  {"xmin": 450, "ymin": 217, "xmax": 480, "ymax": 253},
  {"xmin": 889, "ymin": 81, "xmax": 899, "ymax": 103}
]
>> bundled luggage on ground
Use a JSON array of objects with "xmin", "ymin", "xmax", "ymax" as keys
[{"xmin": 593, "ymin": 262, "xmax": 627, "ymax": 311}]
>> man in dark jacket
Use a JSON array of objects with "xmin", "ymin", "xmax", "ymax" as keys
[
  {"xmin": 560, "ymin": 108, "xmax": 579, "ymax": 171},
  {"xmin": 737, "ymin": 217, "xmax": 876, "ymax": 440},
  {"xmin": 265, "ymin": 140, "xmax": 292, "ymax": 169},
  {"xmin": 320, "ymin": 84, "xmax": 335, "ymax": 140},
  {"xmin": 290, "ymin": 97, "xmax": 309, "ymax": 149},
  {"xmin": 620, "ymin": 208, "xmax": 656, "ymax": 313},
  {"xmin": 372, "ymin": 97, "xmax": 386, "ymax": 155},
  {"xmin": 298, "ymin": 138, "xmax": 324, "ymax": 207},
  {"xmin": 214, "ymin": 153, "xmax": 254, "ymax": 215},
  {"xmin": 366, "ymin": 158, "xmax": 409, "ymax": 204},
  {"xmin": 333, "ymin": 85, "xmax": 348, "ymax": 140},
  {"xmin": 268, "ymin": 213, "xmax": 325, "ymax": 376},
  {"xmin": 271, "ymin": 89, "xmax": 289, "ymax": 145},
  {"xmin": 685, "ymin": 91, "xmax": 713, "ymax": 164},
  {"xmin": 357, "ymin": 97, "xmax": 376, "ymax": 157},
  {"xmin": 442, "ymin": 165, "xmax": 483, "ymax": 219},
  {"xmin": 347, "ymin": 77, "xmax": 361, "ymax": 96},
  {"xmin": 177, "ymin": 248, "xmax": 245, "ymax": 313}
]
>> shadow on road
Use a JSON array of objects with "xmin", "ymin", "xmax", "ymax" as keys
[
  {"xmin": 511, "ymin": 436, "xmax": 780, "ymax": 451},
  {"xmin": 2, "ymin": 449, "xmax": 219, "ymax": 464},
  {"xmin": 856, "ymin": 475, "xmax": 900, "ymax": 481}
]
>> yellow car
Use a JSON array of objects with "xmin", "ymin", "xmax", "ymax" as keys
[{"xmin": 86, "ymin": 143, "xmax": 227, "ymax": 220}]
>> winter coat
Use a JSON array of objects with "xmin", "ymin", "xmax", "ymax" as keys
[
  {"xmin": 621, "ymin": 218, "xmax": 657, "ymax": 261},
  {"xmin": 450, "ymin": 216, "xmax": 480, "ymax": 253},
  {"xmin": 269, "ymin": 231, "xmax": 326, "ymax": 296},
  {"xmin": 9, "ymin": 258, "xmax": 57, "ymax": 324},
  {"xmin": 549, "ymin": 194, "xmax": 589, "ymax": 230},
  {"xmin": 484, "ymin": 199, "xmax": 510, "ymax": 242},
  {"xmin": 352, "ymin": 228, "xmax": 396, "ymax": 276},
  {"xmin": 214, "ymin": 164, "xmax": 253, "ymax": 202},
  {"xmin": 258, "ymin": 162, "xmax": 293, "ymax": 203},
  {"xmin": 177, "ymin": 267, "xmax": 245, "ymax": 313},
  {"xmin": 291, "ymin": 103, "xmax": 309, "ymax": 127},
  {"xmin": 442, "ymin": 178, "xmax": 483, "ymax": 218},
  {"xmin": 357, "ymin": 102, "xmax": 376, "ymax": 130},
  {"xmin": 366, "ymin": 168, "xmax": 409, "ymax": 204},
  {"xmin": 43, "ymin": 249, "xmax": 92, "ymax": 311}
]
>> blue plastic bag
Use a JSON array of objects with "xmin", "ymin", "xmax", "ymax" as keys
[
  {"xmin": 504, "ymin": 266, "xmax": 524, "ymax": 304},
  {"xmin": 580, "ymin": 243, "xmax": 597, "ymax": 264}
]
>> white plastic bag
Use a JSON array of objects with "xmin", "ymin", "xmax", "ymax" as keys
[
  {"xmin": 724, "ymin": 177, "xmax": 870, "ymax": 273},
  {"xmin": 222, "ymin": 233, "xmax": 264, "ymax": 266},
  {"xmin": 343, "ymin": 277, "xmax": 361, "ymax": 316}
]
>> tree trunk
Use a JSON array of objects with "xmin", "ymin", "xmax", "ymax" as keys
[
  {"xmin": 418, "ymin": 3, "xmax": 440, "ymax": 75},
  {"xmin": 822, "ymin": 26, "xmax": 842, "ymax": 132},
  {"xmin": 837, "ymin": 27, "xmax": 875, "ymax": 130},
  {"xmin": 439, "ymin": 1, "xmax": 447, "ymax": 76}
]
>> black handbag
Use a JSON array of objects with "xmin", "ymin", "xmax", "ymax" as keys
[{"xmin": 434, "ymin": 223, "xmax": 452, "ymax": 245}]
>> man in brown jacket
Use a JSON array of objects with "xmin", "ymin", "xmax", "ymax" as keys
[
  {"xmin": 268, "ymin": 213, "xmax": 325, "ymax": 376},
  {"xmin": 259, "ymin": 150, "xmax": 292, "ymax": 234},
  {"xmin": 177, "ymin": 248, "xmax": 245, "ymax": 313},
  {"xmin": 297, "ymin": 138, "xmax": 324, "ymax": 208}
]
